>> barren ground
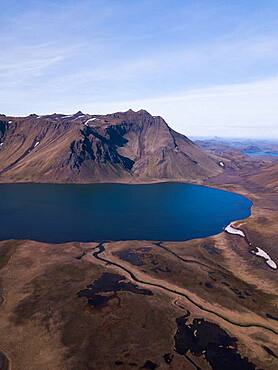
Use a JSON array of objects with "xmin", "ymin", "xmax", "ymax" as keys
[{"xmin": 0, "ymin": 155, "xmax": 277, "ymax": 370}]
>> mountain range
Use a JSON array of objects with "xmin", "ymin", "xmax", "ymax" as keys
[{"xmin": 0, "ymin": 109, "xmax": 223, "ymax": 183}]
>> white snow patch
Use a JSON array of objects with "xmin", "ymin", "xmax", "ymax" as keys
[
  {"xmin": 252, "ymin": 247, "xmax": 277, "ymax": 269},
  {"xmin": 73, "ymin": 115, "xmax": 85, "ymax": 120},
  {"xmin": 0, "ymin": 142, "xmax": 3, "ymax": 147},
  {"xmin": 84, "ymin": 117, "xmax": 97, "ymax": 126},
  {"xmin": 62, "ymin": 114, "xmax": 85, "ymax": 120},
  {"xmin": 34, "ymin": 141, "xmax": 40, "ymax": 147},
  {"xmin": 8, "ymin": 121, "xmax": 13, "ymax": 124},
  {"xmin": 224, "ymin": 224, "xmax": 245, "ymax": 237},
  {"xmin": 219, "ymin": 161, "xmax": 225, "ymax": 167}
]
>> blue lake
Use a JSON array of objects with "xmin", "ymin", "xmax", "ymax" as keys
[
  {"xmin": 0, "ymin": 183, "xmax": 252, "ymax": 243},
  {"xmin": 243, "ymin": 150, "xmax": 278, "ymax": 157}
]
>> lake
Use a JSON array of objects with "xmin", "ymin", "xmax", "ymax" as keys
[
  {"xmin": 243, "ymin": 150, "xmax": 278, "ymax": 157},
  {"xmin": 0, "ymin": 183, "xmax": 252, "ymax": 243}
]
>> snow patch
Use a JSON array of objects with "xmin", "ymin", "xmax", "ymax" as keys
[
  {"xmin": 224, "ymin": 224, "xmax": 245, "ymax": 237},
  {"xmin": 34, "ymin": 141, "xmax": 40, "ymax": 147},
  {"xmin": 252, "ymin": 247, "xmax": 277, "ymax": 269},
  {"xmin": 84, "ymin": 117, "xmax": 97, "ymax": 126},
  {"xmin": 73, "ymin": 115, "xmax": 85, "ymax": 120},
  {"xmin": 0, "ymin": 142, "xmax": 3, "ymax": 147},
  {"xmin": 8, "ymin": 121, "xmax": 13, "ymax": 124},
  {"xmin": 219, "ymin": 161, "xmax": 225, "ymax": 167},
  {"xmin": 61, "ymin": 114, "xmax": 85, "ymax": 120}
]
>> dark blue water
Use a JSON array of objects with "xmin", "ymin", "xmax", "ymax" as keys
[{"xmin": 0, "ymin": 183, "xmax": 252, "ymax": 243}]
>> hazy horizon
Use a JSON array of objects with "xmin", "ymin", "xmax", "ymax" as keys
[{"xmin": 1, "ymin": 0, "xmax": 278, "ymax": 138}]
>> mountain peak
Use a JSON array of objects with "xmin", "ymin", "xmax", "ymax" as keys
[
  {"xmin": 125, "ymin": 109, "xmax": 152, "ymax": 116},
  {"xmin": 0, "ymin": 110, "xmax": 222, "ymax": 183},
  {"xmin": 137, "ymin": 109, "xmax": 150, "ymax": 115},
  {"xmin": 74, "ymin": 110, "xmax": 85, "ymax": 116}
]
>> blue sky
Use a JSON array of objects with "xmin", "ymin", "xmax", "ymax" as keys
[{"xmin": 1, "ymin": 0, "xmax": 278, "ymax": 137}]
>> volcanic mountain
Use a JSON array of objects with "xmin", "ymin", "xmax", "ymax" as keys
[{"xmin": 0, "ymin": 109, "xmax": 223, "ymax": 183}]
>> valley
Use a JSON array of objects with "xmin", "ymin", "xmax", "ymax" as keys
[
  {"xmin": 0, "ymin": 122, "xmax": 277, "ymax": 369},
  {"xmin": 2, "ymin": 1, "xmax": 277, "ymax": 369}
]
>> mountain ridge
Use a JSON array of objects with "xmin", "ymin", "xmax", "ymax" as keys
[{"xmin": 0, "ymin": 109, "xmax": 223, "ymax": 183}]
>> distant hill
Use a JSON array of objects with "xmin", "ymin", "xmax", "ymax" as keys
[
  {"xmin": 0, "ymin": 109, "xmax": 222, "ymax": 183},
  {"xmin": 250, "ymin": 161, "xmax": 278, "ymax": 191}
]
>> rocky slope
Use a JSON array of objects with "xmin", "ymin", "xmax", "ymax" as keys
[
  {"xmin": 249, "ymin": 161, "xmax": 278, "ymax": 191},
  {"xmin": 0, "ymin": 109, "xmax": 222, "ymax": 183}
]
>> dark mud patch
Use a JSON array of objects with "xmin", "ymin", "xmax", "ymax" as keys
[
  {"xmin": 262, "ymin": 345, "xmax": 278, "ymax": 359},
  {"xmin": 266, "ymin": 313, "xmax": 278, "ymax": 321},
  {"xmin": 0, "ymin": 351, "xmax": 9, "ymax": 370},
  {"xmin": 114, "ymin": 359, "xmax": 158, "ymax": 368},
  {"xmin": 163, "ymin": 353, "xmax": 173, "ymax": 364},
  {"xmin": 141, "ymin": 360, "xmax": 158, "ymax": 369},
  {"xmin": 256, "ymin": 216, "xmax": 270, "ymax": 225},
  {"xmin": 204, "ymin": 282, "xmax": 213, "ymax": 289},
  {"xmin": 151, "ymin": 262, "xmax": 171, "ymax": 274},
  {"xmin": 115, "ymin": 360, "xmax": 124, "ymax": 366},
  {"xmin": 79, "ymin": 292, "xmax": 118, "ymax": 309},
  {"xmin": 208, "ymin": 270, "xmax": 266, "ymax": 302},
  {"xmin": 78, "ymin": 272, "xmax": 153, "ymax": 308},
  {"xmin": 114, "ymin": 360, "xmax": 138, "ymax": 367},
  {"xmin": 114, "ymin": 248, "xmax": 170, "ymax": 275},
  {"xmin": 114, "ymin": 249, "xmax": 144, "ymax": 266},
  {"xmin": 202, "ymin": 244, "xmax": 220, "ymax": 255},
  {"xmin": 144, "ymin": 253, "xmax": 171, "ymax": 274},
  {"xmin": 174, "ymin": 316, "xmax": 256, "ymax": 370}
]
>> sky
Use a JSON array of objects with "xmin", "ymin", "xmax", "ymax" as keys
[{"xmin": 1, "ymin": 0, "xmax": 278, "ymax": 138}]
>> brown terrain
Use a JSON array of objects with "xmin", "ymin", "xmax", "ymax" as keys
[
  {"xmin": 0, "ymin": 114, "xmax": 277, "ymax": 370},
  {"xmin": 0, "ymin": 110, "xmax": 222, "ymax": 183},
  {"xmin": 250, "ymin": 161, "xmax": 278, "ymax": 191}
]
